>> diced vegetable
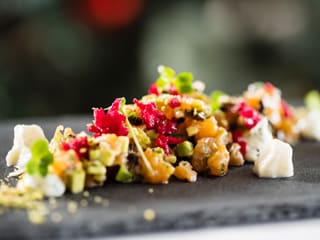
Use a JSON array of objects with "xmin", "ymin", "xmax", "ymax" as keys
[
  {"xmin": 86, "ymin": 161, "xmax": 106, "ymax": 175},
  {"xmin": 142, "ymin": 148, "xmax": 175, "ymax": 184},
  {"xmin": 228, "ymin": 143, "xmax": 245, "ymax": 166},
  {"xmin": 207, "ymin": 144, "xmax": 230, "ymax": 176},
  {"xmin": 175, "ymin": 141, "xmax": 193, "ymax": 157},
  {"xmin": 193, "ymin": 117, "xmax": 219, "ymax": 140},
  {"xmin": 115, "ymin": 165, "xmax": 133, "ymax": 183},
  {"xmin": 174, "ymin": 161, "xmax": 197, "ymax": 182},
  {"xmin": 68, "ymin": 169, "xmax": 85, "ymax": 194}
]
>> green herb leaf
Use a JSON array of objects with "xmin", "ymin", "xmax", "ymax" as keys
[
  {"xmin": 118, "ymin": 97, "xmax": 126, "ymax": 115},
  {"xmin": 26, "ymin": 159, "xmax": 37, "ymax": 175},
  {"xmin": 38, "ymin": 154, "xmax": 53, "ymax": 176},
  {"xmin": 31, "ymin": 139, "xmax": 49, "ymax": 159},
  {"xmin": 26, "ymin": 139, "xmax": 53, "ymax": 177},
  {"xmin": 158, "ymin": 65, "xmax": 175, "ymax": 79},
  {"xmin": 174, "ymin": 72, "xmax": 193, "ymax": 93},
  {"xmin": 305, "ymin": 90, "xmax": 320, "ymax": 110},
  {"xmin": 210, "ymin": 90, "xmax": 227, "ymax": 112},
  {"xmin": 156, "ymin": 65, "xmax": 175, "ymax": 88}
]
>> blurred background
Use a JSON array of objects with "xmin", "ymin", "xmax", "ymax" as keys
[{"xmin": 0, "ymin": 0, "xmax": 319, "ymax": 119}]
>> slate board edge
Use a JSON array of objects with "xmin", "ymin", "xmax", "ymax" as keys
[{"xmin": 2, "ymin": 200, "xmax": 320, "ymax": 240}]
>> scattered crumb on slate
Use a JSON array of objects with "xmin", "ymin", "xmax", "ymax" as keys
[
  {"xmin": 143, "ymin": 209, "xmax": 156, "ymax": 221},
  {"xmin": 83, "ymin": 191, "xmax": 90, "ymax": 198},
  {"xmin": 94, "ymin": 196, "xmax": 102, "ymax": 204},
  {"xmin": 50, "ymin": 212, "xmax": 63, "ymax": 223},
  {"xmin": 67, "ymin": 201, "xmax": 78, "ymax": 214},
  {"xmin": 80, "ymin": 199, "xmax": 89, "ymax": 207},
  {"xmin": 101, "ymin": 199, "xmax": 110, "ymax": 207}
]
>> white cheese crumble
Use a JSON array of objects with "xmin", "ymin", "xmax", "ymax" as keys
[
  {"xmin": 253, "ymin": 138, "xmax": 294, "ymax": 178},
  {"xmin": 298, "ymin": 109, "xmax": 320, "ymax": 141},
  {"xmin": 18, "ymin": 174, "xmax": 66, "ymax": 197},
  {"xmin": 242, "ymin": 117, "xmax": 273, "ymax": 162},
  {"xmin": 6, "ymin": 124, "xmax": 47, "ymax": 168}
]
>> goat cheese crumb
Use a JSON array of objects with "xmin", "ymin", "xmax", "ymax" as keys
[
  {"xmin": 6, "ymin": 124, "xmax": 47, "ymax": 168},
  {"xmin": 253, "ymin": 138, "xmax": 294, "ymax": 178}
]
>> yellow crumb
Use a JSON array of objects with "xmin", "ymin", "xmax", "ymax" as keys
[
  {"xmin": 28, "ymin": 207, "xmax": 47, "ymax": 225},
  {"xmin": 80, "ymin": 199, "xmax": 88, "ymax": 207},
  {"xmin": 94, "ymin": 196, "xmax": 102, "ymax": 204},
  {"xmin": 49, "ymin": 197, "xmax": 57, "ymax": 209},
  {"xmin": 50, "ymin": 212, "xmax": 63, "ymax": 223},
  {"xmin": 101, "ymin": 199, "xmax": 110, "ymax": 207},
  {"xmin": 143, "ymin": 208, "xmax": 156, "ymax": 221},
  {"xmin": 83, "ymin": 191, "xmax": 90, "ymax": 198},
  {"xmin": 67, "ymin": 201, "xmax": 78, "ymax": 214}
]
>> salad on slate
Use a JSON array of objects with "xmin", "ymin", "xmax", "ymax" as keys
[{"xmin": 2, "ymin": 65, "xmax": 320, "ymax": 199}]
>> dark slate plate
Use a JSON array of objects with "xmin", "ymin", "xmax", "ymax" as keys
[{"xmin": 1, "ymin": 116, "xmax": 320, "ymax": 240}]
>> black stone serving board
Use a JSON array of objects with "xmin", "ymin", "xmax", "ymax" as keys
[{"xmin": 1, "ymin": 116, "xmax": 320, "ymax": 240}]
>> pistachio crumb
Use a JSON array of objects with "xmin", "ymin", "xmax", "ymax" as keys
[{"xmin": 148, "ymin": 188, "xmax": 154, "ymax": 194}]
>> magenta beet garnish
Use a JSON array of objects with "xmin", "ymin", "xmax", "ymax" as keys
[{"xmin": 88, "ymin": 98, "xmax": 128, "ymax": 137}]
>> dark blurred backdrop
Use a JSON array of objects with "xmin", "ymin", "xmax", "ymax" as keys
[{"xmin": 0, "ymin": 0, "xmax": 319, "ymax": 119}]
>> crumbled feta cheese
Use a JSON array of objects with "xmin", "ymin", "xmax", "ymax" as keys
[
  {"xmin": 253, "ymin": 138, "xmax": 294, "ymax": 178},
  {"xmin": 6, "ymin": 125, "xmax": 47, "ymax": 168},
  {"xmin": 242, "ymin": 117, "xmax": 273, "ymax": 162},
  {"xmin": 298, "ymin": 109, "xmax": 320, "ymax": 141}
]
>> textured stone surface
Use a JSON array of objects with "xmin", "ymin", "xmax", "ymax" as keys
[{"xmin": 0, "ymin": 116, "xmax": 320, "ymax": 239}]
